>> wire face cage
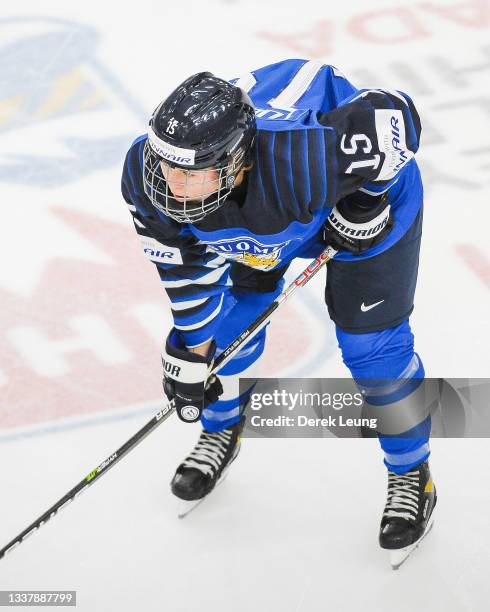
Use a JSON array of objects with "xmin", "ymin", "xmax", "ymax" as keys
[{"xmin": 143, "ymin": 140, "xmax": 244, "ymax": 224}]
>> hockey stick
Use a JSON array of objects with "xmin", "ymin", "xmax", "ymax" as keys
[{"xmin": 0, "ymin": 244, "xmax": 337, "ymax": 560}]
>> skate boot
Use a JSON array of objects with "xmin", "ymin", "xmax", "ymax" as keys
[
  {"xmin": 171, "ymin": 415, "xmax": 245, "ymax": 516},
  {"xmin": 379, "ymin": 460, "xmax": 437, "ymax": 569}
]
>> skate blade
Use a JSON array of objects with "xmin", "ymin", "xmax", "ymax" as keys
[
  {"xmin": 177, "ymin": 497, "xmax": 205, "ymax": 519},
  {"xmin": 389, "ymin": 517, "xmax": 435, "ymax": 570},
  {"xmin": 176, "ymin": 470, "xmax": 230, "ymax": 519}
]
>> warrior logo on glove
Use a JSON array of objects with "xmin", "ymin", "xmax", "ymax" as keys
[{"xmin": 324, "ymin": 192, "xmax": 393, "ymax": 255}]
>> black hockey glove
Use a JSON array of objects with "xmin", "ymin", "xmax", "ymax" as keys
[
  {"xmin": 162, "ymin": 329, "xmax": 223, "ymax": 423},
  {"xmin": 323, "ymin": 193, "xmax": 393, "ymax": 256}
]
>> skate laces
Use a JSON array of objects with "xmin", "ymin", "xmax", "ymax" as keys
[
  {"xmin": 182, "ymin": 429, "xmax": 233, "ymax": 477},
  {"xmin": 383, "ymin": 469, "xmax": 420, "ymax": 522}
]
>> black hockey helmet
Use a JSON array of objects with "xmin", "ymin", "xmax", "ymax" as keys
[{"xmin": 143, "ymin": 72, "xmax": 256, "ymax": 223}]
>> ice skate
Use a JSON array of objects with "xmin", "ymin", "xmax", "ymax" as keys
[
  {"xmin": 171, "ymin": 416, "xmax": 245, "ymax": 518},
  {"xmin": 379, "ymin": 460, "xmax": 437, "ymax": 569}
]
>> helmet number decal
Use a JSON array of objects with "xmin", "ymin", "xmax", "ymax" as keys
[{"xmin": 166, "ymin": 118, "xmax": 179, "ymax": 135}]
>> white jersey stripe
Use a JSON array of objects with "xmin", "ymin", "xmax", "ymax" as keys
[
  {"xmin": 347, "ymin": 88, "xmax": 408, "ymax": 107},
  {"xmin": 376, "ymin": 88, "xmax": 409, "ymax": 107},
  {"xmin": 159, "ymin": 265, "xmax": 229, "ymax": 288},
  {"xmin": 234, "ymin": 72, "xmax": 257, "ymax": 94},
  {"xmin": 212, "ymin": 359, "xmax": 260, "ymax": 403},
  {"xmin": 268, "ymin": 60, "xmax": 324, "ymax": 110},
  {"xmin": 359, "ymin": 179, "xmax": 398, "ymax": 196},
  {"xmin": 174, "ymin": 294, "xmax": 224, "ymax": 331},
  {"xmin": 346, "ymin": 89, "xmax": 380, "ymax": 103},
  {"xmin": 170, "ymin": 296, "xmax": 209, "ymax": 311}
]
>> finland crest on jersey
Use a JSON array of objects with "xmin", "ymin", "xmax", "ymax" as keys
[{"xmin": 202, "ymin": 237, "xmax": 291, "ymax": 270}]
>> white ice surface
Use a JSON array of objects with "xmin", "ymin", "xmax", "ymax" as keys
[
  {"xmin": 1, "ymin": 420, "xmax": 489, "ymax": 611},
  {"xmin": 0, "ymin": 0, "xmax": 489, "ymax": 610}
]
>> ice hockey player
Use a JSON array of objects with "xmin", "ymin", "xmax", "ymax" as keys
[{"xmin": 121, "ymin": 59, "xmax": 437, "ymax": 567}]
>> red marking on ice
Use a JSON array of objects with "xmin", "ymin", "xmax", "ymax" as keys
[
  {"xmin": 0, "ymin": 207, "xmax": 165, "ymax": 429},
  {"xmin": 418, "ymin": 1, "xmax": 490, "ymax": 28},
  {"xmin": 0, "ymin": 207, "xmax": 318, "ymax": 429},
  {"xmin": 258, "ymin": 1, "xmax": 488, "ymax": 56},
  {"xmin": 346, "ymin": 8, "xmax": 431, "ymax": 44},
  {"xmin": 455, "ymin": 244, "xmax": 490, "ymax": 289}
]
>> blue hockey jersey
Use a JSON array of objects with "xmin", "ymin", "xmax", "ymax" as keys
[{"xmin": 121, "ymin": 59, "xmax": 423, "ymax": 347}]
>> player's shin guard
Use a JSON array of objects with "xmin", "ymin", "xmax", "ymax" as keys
[
  {"xmin": 337, "ymin": 322, "xmax": 436, "ymax": 566},
  {"xmin": 336, "ymin": 320, "xmax": 430, "ymax": 473},
  {"xmin": 201, "ymin": 329, "xmax": 265, "ymax": 432},
  {"xmin": 200, "ymin": 285, "xmax": 280, "ymax": 432}
]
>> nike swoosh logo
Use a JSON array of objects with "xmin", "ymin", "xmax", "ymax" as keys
[{"xmin": 361, "ymin": 300, "xmax": 385, "ymax": 312}]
